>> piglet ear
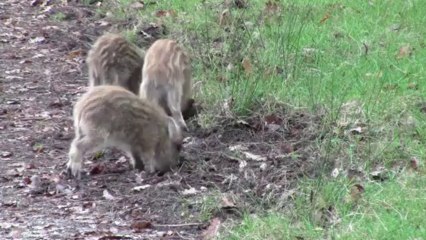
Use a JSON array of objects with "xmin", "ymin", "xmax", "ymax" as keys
[{"xmin": 167, "ymin": 116, "xmax": 183, "ymax": 143}]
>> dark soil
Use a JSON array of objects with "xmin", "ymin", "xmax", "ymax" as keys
[{"xmin": 0, "ymin": 1, "xmax": 321, "ymax": 239}]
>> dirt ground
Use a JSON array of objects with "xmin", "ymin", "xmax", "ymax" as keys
[{"xmin": 0, "ymin": 1, "xmax": 321, "ymax": 239}]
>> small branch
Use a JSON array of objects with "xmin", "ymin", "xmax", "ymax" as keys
[{"xmin": 154, "ymin": 222, "xmax": 203, "ymax": 228}]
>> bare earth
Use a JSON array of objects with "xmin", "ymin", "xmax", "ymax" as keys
[{"xmin": 0, "ymin": 1, "xmax": 321, "ymax": 239}]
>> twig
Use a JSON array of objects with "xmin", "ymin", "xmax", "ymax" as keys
[{"xmin": 154, "ymin": 222, "xmax": 203, "ymax": 228}]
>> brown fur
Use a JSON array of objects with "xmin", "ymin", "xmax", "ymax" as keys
[
  {"xmin": 67, "ymin": 85, "xmax": 183, "ymax": 179},
  {"xmin": 86, "ymin": 33, "xmax": 144, "ymax": 95},
  {"xmin": 139, "ymin": 39, "xmax": 192, "ymax": 131}
]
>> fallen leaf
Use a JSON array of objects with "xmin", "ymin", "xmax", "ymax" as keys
[
  {"xmin": 280, "ymin": 143, "xmax": 294, "ymax": 154},
  {"xmin": 239, "ymin": 160, "xmax": 247, "ymax": 171},
  {"xmin": 31, "ymin": 0, "xmax": 44, "ymax": 7},
  {"xmin": 236, "ymin": 119, "xmax": 250, "ymax": 127},
  {"xmin": 266, "ymin": 123, "xmax": 280, "ymax": 132},
  {"xmin": 129, "ymin": 1, "xmax": 144, "ymax": 10},
  {"xmin": 264, "ymin": 114, "xmax": 282, "ymax": 125},
  {"xmin": 132, "ymin": 185, "xmax": 151, "ymax": 192},
  {"xmin": 348, "ymin": 126, "xmax": 362, "ymax": 134},
  {"xmin": 320, "ymin": 13, "xmax": 330, "ymax": 24},
  {"xmin": 97, "ymin": 20, "xmax": 110, "ymax": 27},
  {"xmin": 264, "ymin": 0, "xmax": 281, "ymax": 15},
  {"xmin": 32, "ymin": 53, "xmax": 45, "ymax": 59},
  {"xmin": 25, "ymin": 163, "xmax": 36, "ymax": 169},
  {"xmin": 202, "ymin": 218, "xmax": 221, "ymax": 240},
  {"xmin": 242, "ymin": 151, "xmax": 266, "ymax": 161},
  {"xmin": 55, "ymin": 184, "xmax": 73, "ymax": 195},
  {"xmin": 67, "ymin": 49, "xmax": 83, "ymax": 60},
  {"xmin": 410, "ymin": 157, "xmax": 419, "ymax": 171},
  {"xmin": 1, "ymin": 151, "xmax": 13, "ymax": 158},
  {"xmin": 115, "ymin": 156, "xmax": 127, "ymax": 164},
  {"xmin": 89, "ymin": 164, "xmax": 105, "ymax": 175},
  {"xmin": 370, "ymin": 167, "xmax": 388, "ymax": 182},
  {"xmin": 22, "ymin": 176, "xmax": 31, "ymax": 185},
  {"xmin": 221, "ymin": 97, "xmax": 234, "ymax": 117},
  {"xmin": 221, "ymin": 196, "xmax": 236, "ymax": 209},
  {"xmin": 396, "ymin": 45, "xmax": 413, "ymax": 59},
  {"xmin": 6, "ymin": 169, "xmax": 21, "ymax": 177},
  {"xmin": 103, "ymin": 189, "xmax": 115, "ymax": 200},
  {"xmin": 219, "ymin": 9, "xmax": 231, "ymax": 26},
  {"xmin": 408, "ymin": 82, "xmax": 418, "ymax": 90},
  {"xmin": 155, "ymin": 9, "xmax": 176, "ymax": 18},
  {"xmin": 331, "ymin": 168, "xmax": 339, "ymax": 178},
  {"xmin": 181, "ymin": 187, "xmax": 199, "ymax": 196},
  {"xmin": 32, "ymin": 143, "xmax": 44, "ymax": 153},
  {"xmin": 19, "ymin": 59, "xmax": 32, "ymax": 64},
  {"xmin": 29, "ymin": 36, "xmax": 46, "ymax": 44},
  {"xmin": 234, "ymin": 0, "xmax": 247, "ymax": 9},
  {"xmin": 131, "ymin": 221, "xmax": 152, "ymax": 232},
  {"xmin": 28, "ymin": 175, "xmax": 42, "ymax": 191},
  {"xmin": 241, "ymin": 57, "xmax": 253, "ymax": 74},
  {"xmin": 349, "ymin": 184, "xmax": 364, "ymax": 203},
  {"xmin": 6, "ymin": 100, "xmax": 20, "ymax": 105},
  {"xmin": 229, "ymin": 144, "xmax": 248, "ymax": 152}
]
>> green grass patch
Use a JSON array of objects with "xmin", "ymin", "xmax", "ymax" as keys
[{"xmin": 225, "ymin": 172, "xmax": 426, "ymax": 239}]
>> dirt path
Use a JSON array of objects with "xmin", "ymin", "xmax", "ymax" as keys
[{"xmin": 0, "ymin": 1, "xmax": 320, "ymax": 239}]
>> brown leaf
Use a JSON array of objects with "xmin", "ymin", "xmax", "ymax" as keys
[
  {"xmin": 22, "ymin": 176, "xmax": 31, "ymax": 185},
  {"xmin": 264, "ymin": 0, "xmax": 280, "ymax": 15},
  {"xmin": 155, "ymin": 10, "xmax": 176, "ymax": 18},
  {"xmin": 280, "ymin": 143, "xmax": 294, "ymax": 154},
  {"xmin": 89, "ymin": 164, "xmax": 105, "ymax": 175},
  {"xmin": 408, "ymin": 82, "xmax": 418, "ymax": 90},
  {"xmin": 66, "ymin": 49, "xmax": 83, "ymax": 60},
  {"xmin": 320, "ymin": 13, "xmax": 330, "ymax": 24},
  {"xmin": 350, "ymin": 184, "xmax": 364, "ymax": 203},
  {"xmin": 202, "ymin": 218, "xmax": 221, "ymax": 240},
  {"xmin": 264, "ymin": 114, "xmax": 282, "ymax": 125},
  {"xmin": 25, "ymin": 163, "xmax": 36, "ymax": 169},
  {"xmin": 219, "ymin": 9, "xmax": 231, "ymax": 26},
  {"xmin": 131, "ymin": 221, "xmax": 153, "ymax": 232},
  {"xmin": 410, "ymin": 157, "xmax": 419, "ymax": 171},
  {"xmin": 241, "ymin": 57, "xmax": 253, "ymax": 74},
  {"xmin": 221, "ymin": 196, "xmax": 236, "ymax": 209},
  {"xmin": 396, "ymin": 45, "xmax": 413, "ymax": 59}
]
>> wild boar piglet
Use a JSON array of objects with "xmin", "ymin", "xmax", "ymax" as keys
[
  {"xmin": 67, "ymin": 85, "xmax": 183, "ymax": 179},
  {"xmin": 86, "ymin": 33, "xmax": 144, "ymax": 95},
  {"xmin": 139, "ymin": 39, "xmax": 192, "ymax": 132}
]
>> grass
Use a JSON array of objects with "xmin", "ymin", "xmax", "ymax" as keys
[
  {"xmin": 50, "ymin": 12, "xmax": 67, "ymax": 21},
  {"xmin": 225, "ymin": 172, "xmax": 426, "ymax": 239},
  {"xmin": 93, "ymin": 0, "xmax": 426, "ymax": 238}
]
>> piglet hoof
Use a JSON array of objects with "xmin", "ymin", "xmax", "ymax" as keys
[
  {"xmin": 133, "ymin": 159, "xmax": 145, "ymax": 171},
  {"xmin": 65, "ymin": 165, "xmax": 81, "ymax": 180}
]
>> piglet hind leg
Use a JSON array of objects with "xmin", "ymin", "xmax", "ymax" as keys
[
  {"xmin": 67, "ymin": 135, "xmax": 104, "ymax": 179},
  {"xmin": 129, "ymin": 150, "xmax": 145, "ymax": 171},
  {"xmin": 167, "ymin": 91, "xmax": 188, "ymax": 132},
  {"xmin": 136, "ymin": 150, "xmax": 157, "ymax": 176}
]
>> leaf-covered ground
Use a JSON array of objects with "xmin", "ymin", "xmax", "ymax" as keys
[{"xmin": 0, "ymin": 1, "xmax": 321, "ymax": 239}]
